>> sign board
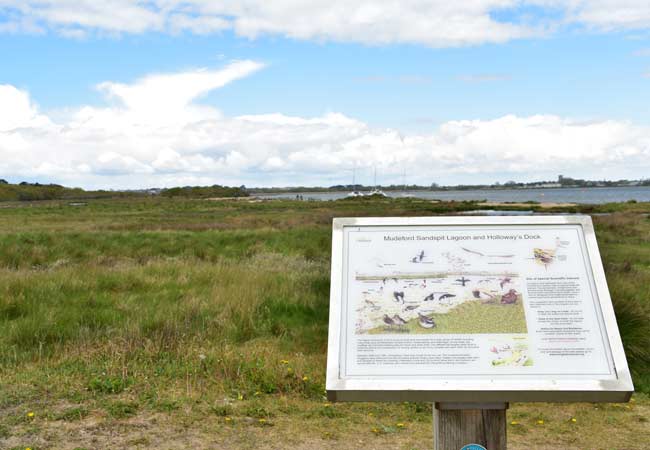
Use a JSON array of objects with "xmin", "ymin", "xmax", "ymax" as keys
[{"xmin": 326, "ymin": 216, "xmax": 633, "ymax": 402}]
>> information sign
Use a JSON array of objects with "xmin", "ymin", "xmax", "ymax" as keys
[{"xmin": 326, "ymin": 216, "xmax": 633, "ymax": 402}]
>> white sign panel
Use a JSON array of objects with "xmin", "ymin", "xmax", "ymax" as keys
[{"xmin": 326, "ymin": 216, "xmax": 633, "ymax": 402}]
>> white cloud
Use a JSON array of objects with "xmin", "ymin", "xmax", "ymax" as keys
[
  {"xmin": 1, "ymin": 1, "xmax": 649, "ymax": 46},
  {"xmin": 0, "ymin": 84, "xmax": 51, "ymax": 132},
  {"xmin": 1, "ymin": 63, "xmax": 650, "ymax": 188},
  {"xmin": 167, "ymin": 13, "xmax": 229, "ymax": 35},
  {"xmin": 94, "ymin": 151, "xmax": 154, "ymax": 175},
  {"xmin": 557, "ymin": 0, "xmax": 650, "ymax": 31},
  {"xmin": 95, "ymin": 60, "xmax": 263, "ymax": 125},
  {"xmin": 0, "ymin": 1, "xmax": 535, "ymax": 46}
]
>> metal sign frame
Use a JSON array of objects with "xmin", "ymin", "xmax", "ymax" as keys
[{"xmin": 326, "ymin": 215, "xmax": 633, "ymax": 403}]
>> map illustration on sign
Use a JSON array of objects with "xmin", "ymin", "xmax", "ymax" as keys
[
  {"xmin": 355, "ymin": 271, "xmax": 527, "ymax": 336},
  {"xmin": 352, "ymin": 238, "xmax": 573, "ymax": 339}
]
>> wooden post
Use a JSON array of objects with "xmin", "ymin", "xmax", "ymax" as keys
[{"xmin": 433, "ymin": 402, "xmax": 508, "ymax": 450}]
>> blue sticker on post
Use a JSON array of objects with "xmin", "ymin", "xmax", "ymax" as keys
[{"xmin": 460, "ymin": 445, "xmax": 487, "ymax": 450}]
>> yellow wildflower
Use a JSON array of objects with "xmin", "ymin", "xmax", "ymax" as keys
[
  {"xmin": 510, "ymin": 421, "xmax": 519, "ymax": 425},
  {"xmin": 286, "ymin": 367, "xmax": 293, "ymax": 374},
  {"xmin": 225, "ymin": 417, "xmax": 232, "ymax": 422},
  {"xmin": 371, "ymin": 427, "xmax": 379, "ymax": 434},
  {"xmin": 302, "ymin": 376, "xmax": 309, "ymax": 382},
  {"xmin": 537, "ymin": 420, "xmax": 544, "ymax": 425},
  {"xmin": 237, "ymin": 393, "xmax": 243, "ymax": 401},
  {"xmin": 280, "ymin": 359, "xmax": 289, "ymax": 364},
  {"xmin": 27, "ymin": 412, "xmax": 35, "ymax": 418},
  {"xmin": 396, "ymin": 422, "xmax": 405, "ymax": 428},
  {"xmin": 254, "ymin": 391, "xmax": 261, "ymax": 396},
  {"xmin": 570, "ymin": 418, "xmax": 577, "ymax": 423},
  {"xmin": 259, "ymin": 418, "xmax": 266, "ymax": 424}
]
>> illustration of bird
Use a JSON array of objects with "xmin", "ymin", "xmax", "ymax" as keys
[
  {"xmin": 418, "ymin": 250, "xmax": 425, "ymax": 261},
  {"xmin": 472, "ymin": 289, "xmax": 494, "ymax": 300},
  {"xmin": 423, "ymin": 293, "xmax": 436, "ymax": 302},
  {"xmin": 438, "ymin": 293, "xmax": 456, "ymax": 301},
  {"xmin": 455, "ymin": 277, "xmax": 470, "ymax": 286},
  {"xmin": 501, "ymin": 289, "xmax": 518, "ymax": 304},
  {"xmin": 418, "ymin": 313, "xmax": 436, "ymax": 329},
  {"xmin": 499, "ymin": 277, "xmax": 512, "ymax": 289},
  {"xmin": 392, "ymin": 314, "xmax": 407, "ymax": 327},
  {"xmin": 383, "ymin": 314, "xmax": 395, "ymax": 328},
  {"xmin": 403, "ymin": 304, "xmax": 419, "ymax": 312},
  {"xmin": 393, "ymin": 291, "xmax": 405, "ymax": 304},
  {"xmin": 533, "ymin": 248, "xmax": 555, "ymax": 267},
  {"xmin": 365, "ymin": 299, "xmax": 380, "ymax": 311}
]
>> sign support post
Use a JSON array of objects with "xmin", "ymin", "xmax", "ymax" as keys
[{"xmin": 434, "ymin": 402, "xmax": 508, "ymax": 450}]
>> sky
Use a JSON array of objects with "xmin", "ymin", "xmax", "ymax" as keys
[{"xmin": 1, "ymin": 1, "xmax": 650, "ymax": 189}]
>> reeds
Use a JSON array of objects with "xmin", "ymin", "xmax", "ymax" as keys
[{"xmin": 1, "ymin": 198, "xmax": 649, "ymax": 405}]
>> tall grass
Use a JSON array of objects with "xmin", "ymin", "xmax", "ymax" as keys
[
  {"xmin": 596, "ymin": 213, "xmax": 650, "ymax": 392},
  {"xmin": 0, "ymin": 252, "xmax": 330, "ymax": 399},
  {"xmin": 0, "ymin": 199, "xmax": 649, "ymax": 408}
]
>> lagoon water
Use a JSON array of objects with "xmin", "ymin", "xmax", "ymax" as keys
[{"xmin": 256, "ymin": 186, "xmax": 650, "ymax": 204}]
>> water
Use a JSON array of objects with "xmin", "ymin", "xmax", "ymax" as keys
[{"xmin": 255, "ymin": 186, "xmax": 650, "ymax": 204}]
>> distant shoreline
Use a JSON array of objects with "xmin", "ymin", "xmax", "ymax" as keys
[
  {"xmin": 249, "ymin": 185, "xmax": 648, "ymax": 194},
  {"xmin": 253, "ymin": 186, "xmax": 650, "ymax": 204}
]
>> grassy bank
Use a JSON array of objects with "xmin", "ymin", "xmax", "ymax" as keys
[{"xmin": 0, "ymin": 197, "xmax": 649, "ymax": 449}]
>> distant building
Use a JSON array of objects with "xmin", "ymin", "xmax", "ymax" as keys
[{"xmin": 523, "ymin": 182, "xmax": 561, "ymax": 188}]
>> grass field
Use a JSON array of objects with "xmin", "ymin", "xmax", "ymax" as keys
[
  {"xmin": 367, "ymin": 300, "xmax": 528, "ymax": 335},
  {"xmin": 0, "ymin": 197, "xmax": 649, "ymax": 449}
]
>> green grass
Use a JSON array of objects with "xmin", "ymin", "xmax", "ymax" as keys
[
  {"xmin": 55, "ymin": 407, "xmax": 89, "ymax": 421},
  {"xmin": 369, "ymin": 298, "xmax": 527, "ymax": 334},
  {"xmin": 0, "ymin": 197, "xmax": 649, "ymax": 448},
  {"xmin": 430, "ymin": 299, "xmax": 527, "ymax": 333}
]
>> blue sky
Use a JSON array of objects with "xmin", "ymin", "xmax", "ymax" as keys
[{"xmin": 1, "ymin": 1, "xmax": 650, "ymax": 189}]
